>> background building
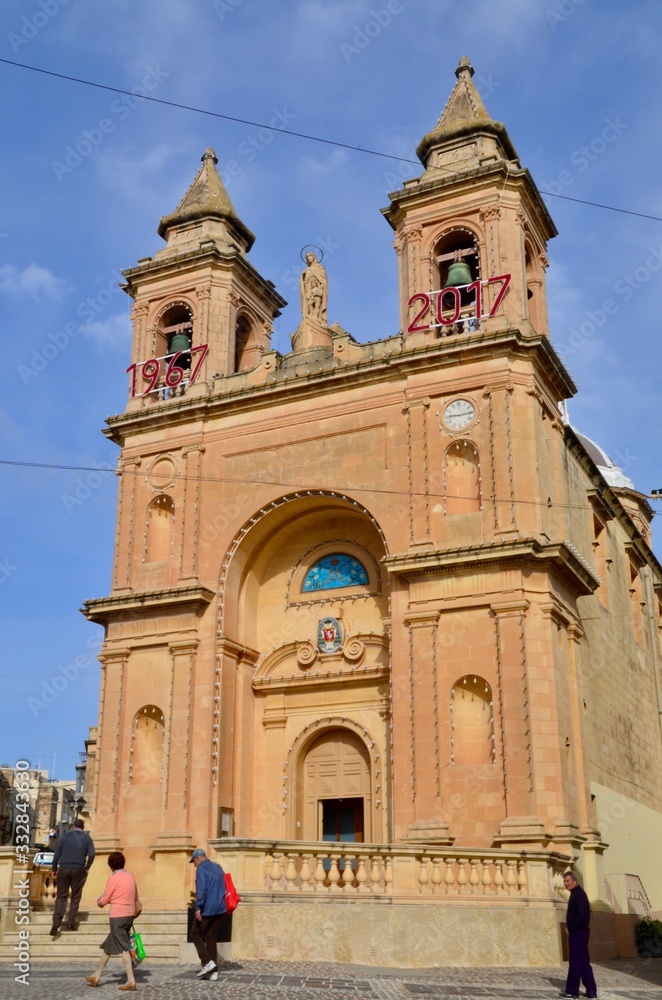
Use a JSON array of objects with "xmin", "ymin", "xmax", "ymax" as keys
[{"xmin": 81, "ymin": 59, "xmax": 662, "ymax": 965}]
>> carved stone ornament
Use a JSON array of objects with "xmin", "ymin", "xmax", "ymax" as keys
[{"xmin": 317, "ymin": 616, "xmax": 342, "ymax": 654}]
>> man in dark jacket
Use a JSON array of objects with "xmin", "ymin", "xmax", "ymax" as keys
[
  {"xmin": 559, "ymin": 871, "xmax": 597, "ymax": 999},
  {"xmin": 190, "ymin": 848, "xmax": 226, "ymax": 981},
  {"xmin": 50, "ymin": 818, "xmax": 95, "ymax": 936}
]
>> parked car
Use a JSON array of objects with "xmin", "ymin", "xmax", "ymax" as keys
[{"xmin": 32, "ymin": 851, "xmax": 55, "ymax": 868}]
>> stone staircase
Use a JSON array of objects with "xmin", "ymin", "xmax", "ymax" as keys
[{"xmin": 0, "ymin": 909, "xmax": 189, "ymax": 963}]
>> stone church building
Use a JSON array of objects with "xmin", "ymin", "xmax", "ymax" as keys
[{"xmin": 81, "ymin": 58, "xmax": 662, "ymax": 965}]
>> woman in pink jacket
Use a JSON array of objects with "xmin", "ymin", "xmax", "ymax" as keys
[{"xmin": 84, "ymin": 851, "xmax": 140, "ymax": 991}]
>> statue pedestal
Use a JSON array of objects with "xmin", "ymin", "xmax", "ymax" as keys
[{"xmin": 292, "ymin": 318, "xmax": 332, "ymax": 352}]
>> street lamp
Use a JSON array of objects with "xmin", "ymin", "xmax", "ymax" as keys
[{"xmin": 67, "ymin": 793, "xmax": 86, "ymax": 819}]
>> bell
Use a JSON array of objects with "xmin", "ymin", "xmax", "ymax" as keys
[
  {"xmin": 444, "ymin": 260, "xmax": 472, "ymax": 288},
  {"xmin": 169, "ymin": 331, "xmax": 192, "ymax": 354}
]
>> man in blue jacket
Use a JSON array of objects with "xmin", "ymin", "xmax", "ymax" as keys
[
  {"xmin": 190, "ymin": 848, "xmax": 226, "ymax": 980},
  {"xmin": 559, "ymin": 871, "xmax": 597, "ymax": 999},
  {"xmin": 50, "ymin": 818, "xmax": 95, "ymax": 936}
]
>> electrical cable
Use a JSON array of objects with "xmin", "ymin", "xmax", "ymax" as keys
[
  {"xmin": 1, "ymin": 56, "xmax": 661, "ymax": 223},
  {"xmin": 0, "ymin": 456, "xmax": 659, "ymax": 515}
]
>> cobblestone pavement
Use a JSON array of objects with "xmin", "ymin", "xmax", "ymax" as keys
[{"xmin": 1, "ymin": 959, "xmax": 660, "ymax": 1000}]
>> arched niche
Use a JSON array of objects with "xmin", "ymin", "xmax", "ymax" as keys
[
  {"xmin": 443, "ymin": 440, "xmax": 481, "ymax": 515},
  {"xmin": 130, "ymin": 704, "xmax": 165, "ymax": 784},
  {"xmin": 145, "ymin": 494, "xmax": 175, "ymax": 562},
  {"xmin": 450, "ymin": 676, "xmax": 495, "ymax": 766}
]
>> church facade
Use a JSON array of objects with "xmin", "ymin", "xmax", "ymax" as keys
[{"xmin": 82, "ymin": 58, "xmax": 662, "ymax": 965}]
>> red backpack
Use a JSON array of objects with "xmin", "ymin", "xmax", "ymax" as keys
[{"xmin": 225, "ymin": 872, "xmax": 241, "ymax": 914}]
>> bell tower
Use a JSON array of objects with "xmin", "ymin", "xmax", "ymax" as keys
[
  {"xmin": 122, "ymin": 148, "xmax": 286, "ymax": 408},
  {"xmin": 383, "ymin": 56, "xmax": 555, "ymax": 340}
]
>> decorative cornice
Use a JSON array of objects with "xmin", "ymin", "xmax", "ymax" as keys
[
  {"xmin": 81, "ymin": 585, "xmax": 215, "ymax": 624},
  {"xmin": 384, "ymin": 538, "xmax": 600, "ymax": 596}
]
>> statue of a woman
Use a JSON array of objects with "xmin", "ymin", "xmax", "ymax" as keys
[{"xmin": 300, "ymin": 251, "xmax": 328, "ymax": 325}]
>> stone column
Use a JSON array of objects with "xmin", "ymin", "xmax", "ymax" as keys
[
  {"xmin": 492, "ymin": 601, "xmax": 547, "ymax": 847},
  {"xmin": 91, "ymin": 648, "xmax": 129, "ymax": 850},
  {"xmin": 404, "ymin": 398, "xmax": 432, "ymax": 549},
  {"xmin": 402, "ymin": 610, "xmax": 450, "ymax": 843},
  {"xmin": 179, "ymin": 445, "xmax": 204, "ymax": 582},
  {"xmin": 484, "ymin": 383, "xmax": 518, "ymax": 539},
  {"xmin": 113, "ymin": 457, "xmax": 141, "ymax": 592}
]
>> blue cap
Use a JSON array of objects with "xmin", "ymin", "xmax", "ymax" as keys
[{"xmin": 189, "ymin": 848, "xmax": 206, "ymax": 863}]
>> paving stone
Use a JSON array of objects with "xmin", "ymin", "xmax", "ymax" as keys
[{"xmin": 0, "ymin": 958, "xmax": 661, "ymax": 1000}]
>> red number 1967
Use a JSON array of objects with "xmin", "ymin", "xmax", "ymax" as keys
[{"xmin": 126, "ymin": 344, "xmax": 209, "ymax": 397}]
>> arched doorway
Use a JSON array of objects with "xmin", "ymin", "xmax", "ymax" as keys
[{"xmin": 299, "ymin": 729, "xmax": 372, "ymax": 843}]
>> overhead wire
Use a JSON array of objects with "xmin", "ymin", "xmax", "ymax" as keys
[
  {"xmin": 1, "ymin": 56, "xmax": 661, "ymax": 223},
  {"xmin": 0, "ymin": 457, "xmax": 659, "ymax": 515}
]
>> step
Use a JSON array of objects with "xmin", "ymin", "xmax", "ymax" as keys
[{"xmin": 0, "ymin": 910, "xmax": 190, "ymax": 964}]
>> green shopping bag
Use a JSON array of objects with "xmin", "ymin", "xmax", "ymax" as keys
[{"xmin": 130, "ymin": 927, "xmax": 146, "ymax": 963}]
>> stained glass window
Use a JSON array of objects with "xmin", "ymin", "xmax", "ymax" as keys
[{"xmin": 302, "ymin": 553, "xmax": 369, "ymax": 592}]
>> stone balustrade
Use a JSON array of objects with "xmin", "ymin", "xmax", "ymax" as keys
[{"xmin": 212, "ymin": 839, "xmax": 571, "ymax": 905}]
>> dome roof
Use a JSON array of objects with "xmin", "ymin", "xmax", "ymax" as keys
[{"xmin": 573, "ymin": 429, "xmax": 634, "ymax": 489}]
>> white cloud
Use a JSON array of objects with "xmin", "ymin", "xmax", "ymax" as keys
[
  {"xmin": 0, "ymin": 264, "xmax": 69, "ymax": 303},
  {"xmin": 79, "ymin": 312, "xmax": 132, "ymax": 349}
]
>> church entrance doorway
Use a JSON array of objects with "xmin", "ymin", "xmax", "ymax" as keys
[
  {"xmin": 321, "ymin": 797, "xmax": 364, "ymax": 843},
  {"xmin": 299, "ymin": 729, "xmax": 372, "ymax": 842}
]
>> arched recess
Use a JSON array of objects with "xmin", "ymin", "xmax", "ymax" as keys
[
  {"xmin": 145, "ymin": 494, "xmax": 175, "ymax": 561},
  {"xmin": 443, "ymin": 440, "xmax": 481, "ymax": 514},
  {"xmin": 450, "ymin": 676, "xmax": 495, "ymax": 766},
  {"xmin": 130, "ymin": 705, "xmax": 165, "ymax": 784},
  {"xmin": 214, "ymin": 492, "xmax": 391, "ymax": 840}
]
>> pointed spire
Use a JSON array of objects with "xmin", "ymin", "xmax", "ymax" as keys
[
  {"xmin": 158, "ymin": 148, "xmax": 255, "ymax": 251},
  {"xmin": 416, "ymin": 56, "xmax": 519, "ymax": 167}
]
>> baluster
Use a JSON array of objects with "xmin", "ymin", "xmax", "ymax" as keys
[
  {"xmin": 481, "ymin": 859, "xmax": 493, "ymax": 894},
  {"xmin": 270, "ymin": 853, "xmax": 284, "ymax": 891},
  {"xmin": 517, "ymin": 859, "xmax": 527, "ymax": 894},
  {"xmin": 300, "ymin": 853, "xmax": 314, "ymax": 892},
  {"xmin": 494, "ymin": 860, "xmax": 505, "ymax": 894},
  {"xmin": 284, "ymin": 853, "xmax": 298, "ymax": 891},
  {"xmin": 418, "ymin": 857, "xmax": 430, "ymax": 891},
  {"xmin": 469, "ymin": 859, "xmax": 480, "ymax": 894},
  {"xmin": 370, "ymin": 854, "xmax": 382, "ymax": 892},
  {"xmin": 342, "ymin": 854, "xmax": 355, "ymax": 890},
  {"xmin": 356, "ymin": 856, "xmax": 369, "ymax": 893},
  {"xmin": 444, "ymin": 857, "xmax": 455, "ymax": 894},
  {"xmin": 328, "ymin": 854, "xmax": 342, "ymax": 892},
  {"xmin": 384, "ymin": 856, "xmax": 393, "ymax": 894},
  {"xmin": 505, "ymin": 860, "xmax": 518, "ymax": 894},
  {"xmin": 431, "ymin": 857, "xmax": 443, "ymax": 894},
  {"xmin": 457, "ymin": 858, "xmax": 469, "ymax": 894},
  {"xmin": 314, "ymin": 853, "xmax": 326, "ymax": 891}
]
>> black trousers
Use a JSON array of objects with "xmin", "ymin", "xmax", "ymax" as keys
[
  {"xmin": 53, "ymin": 868, "xmax": 88, "ymax": 929},
  {"xmin": 566, "ymin": 927, "xmax": 597, "ymax": 997},
  {"xmin": 191, "ymin": 913, "xmax": 223, "ymax": 966}
]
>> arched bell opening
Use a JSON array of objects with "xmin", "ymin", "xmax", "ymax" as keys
[
  {"xmin": 524, "ymin": 241, "xmax": 545, "ymax": 333},
  {"xmin": 432, "ymin": 228, "xmax": 481, "ymax": 332},
  {"xmin": 157, "ymin": 302, "xmax": 193, "ymax": 372},
  {"xmin": 234, "ymin": 311, "xmax": 262, "ymax": 372}
]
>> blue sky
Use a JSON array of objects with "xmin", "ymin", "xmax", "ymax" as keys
[{"xmin": 1, "ymin": 0, "xmax": 661, "ymax": 780}]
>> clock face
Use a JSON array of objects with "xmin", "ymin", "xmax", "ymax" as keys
[{"xmin": 444, "ymin": 398, "xmax": 475, "ymax": 431}]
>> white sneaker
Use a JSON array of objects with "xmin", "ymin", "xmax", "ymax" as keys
[
  {"xmin": 209, "ymin": 972, "xmax": 219, "ymax": 981},
  {"xmin": 196, "ymin": 961, "xmax": 216, "ymax": 978}
]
